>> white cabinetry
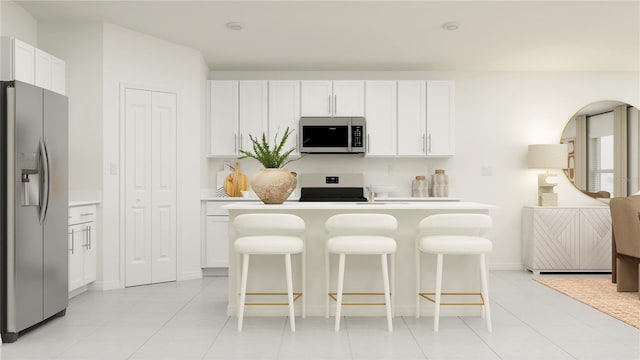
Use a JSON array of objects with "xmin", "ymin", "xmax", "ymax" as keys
[
  {"xmin": 7, "ymin": 38, "xmax": 35, "ymax": 84},
  {"xmin": 426, "ymin": 81, "xmax": 455, "ymax": 157},
  {"xmin": 239, "ymin": 81, "xmax": 268, "ymax": 151},
  {"xmin": 209, "ymin": 80, "xmax": 268, "ymax": 156},
  {"xmin": 301, "ymin": 80, "xmax": 364, "ymax": 117},
  {"xmin": 34, "ymin": 49, "xmax": 52, "ymax": 90},
  {"xmin": 68, "ymin": 205, "xmax": 97, "ymax": 293},
  {"xmin": 522, "ymin": 206, "xmax": 612, "ymax": 275},
  {"xmin": 269, "ymin": 80, "xmax": 301, "ymax": 156},
  {"xmin": 203, "ymin": 202, "xmax": 230, "ymax": 268},
  {"xmin": 1, "ymin": 37, "xmax": 66, "ymax": 95},
  {"xmin": 397, "ymin": 81, "xmax": 427, "ymax": 156},
  {"xmin": 209, "ymin": 80, "xmax": 239, "ymax": 156},
  {"xmin": 50, "ymin": 56, "xmax": 66, "ymax": 95},
  {"xmin": 365, "ymin": 81, "xmax": 397, "ymax": 156}
]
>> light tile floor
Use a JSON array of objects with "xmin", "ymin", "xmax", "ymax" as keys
[{"xmin": 1, "ymin": 271, "xmax": 638, "ymax": 359}]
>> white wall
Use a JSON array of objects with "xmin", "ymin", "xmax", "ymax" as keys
[
  {"xmin": 37, "ymin": 21, "xmax": 104, "ymax": 199},
  {"xmin": 0, "ymin": 0, "xmax": 37, "ymax": 44},
  {"xmin": 102, "ymin": 23, "xmax": 203, "ymax": 288},
  {"xmin": 206, "ymin": 70, "xmax": 640, "ymax": 269}
]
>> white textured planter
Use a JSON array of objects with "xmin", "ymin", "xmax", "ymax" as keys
[{"xmin": 251, "ymin": 168, "xmax": 297, "ymax": 204}]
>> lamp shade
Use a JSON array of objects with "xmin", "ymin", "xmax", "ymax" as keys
[{"xmin": 527, "ymin": 144, "xmax": 569, "ymax": 169}]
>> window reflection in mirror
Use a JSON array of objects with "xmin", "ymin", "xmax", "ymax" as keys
[{"xmin": 561, "ymin": 101, "xmax": 640, "ymax": 199}]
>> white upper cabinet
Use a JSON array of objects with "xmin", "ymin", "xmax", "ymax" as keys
[
  {"xmin": 34, "ymin": 49, "xmax": 52, "ymax": 90},
  {"xmin": 239, "ymin": 81, "xmax": 268, "ymax": 152},
  {"xmin": 426, "ymin": 81, "xmax": 455, "ymax": 157},
  {"xmin": 332, "ymin": 81, "xmax": 365, "ymax": 116},
  {"xmin": 268, "ymin": 80, "xmax": 301, "ymax": 156},
  {"xmin": 51, "ymin": 56, "xmax": 66, "ymax": 95},
  {"xmin": 301, "ymin": 80, "xmax": 364, "ymax": 117},
  {"xmin": 1, "ymin": 37, "xmax": 66, "ymax": 95},
  {"xmin": 397, "ymin": 81, "xmax": 427, "ymax": 156},
  {"xmin": 209, "ymin": 80, "xmax": 268, "ymax": 157},
  {"xmin": 301, "ymin": 80, "xmax": 332, "ymax": 116},
  {"xmin": 365, "ymin": 81, "xmax": 397, "ymax": 157},
  {"xmin": 209, "ymin": 80, "xmax": 239, "ymax": 157},
  {"xmin": 208, "ymin": 78, "xmax": 454, "ymax": 158},
  {"xmin": 1, "ymin": 37, "xmax": 35, "ymax": 85}
]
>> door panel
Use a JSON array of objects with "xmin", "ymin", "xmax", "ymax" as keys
[
  {"xmin": 397, "ymin": 81, "xmax": 427, "ymax": 156},
  {"xmin": 43, "ymin": 89, "xmax": 68, "ymax": 318},
  {"xmin": 83, "ymin": 223, "xmax": 97, "ymax": 284},
  {"xmin": 151, "ymin": 91, "xmax": 176, "ymax": 283},
  {"xmin": 269, "ymin": 81, "xmax": 300, "ymax": 156},
  {"xmin": 125, "ymin": 89, "xmax": 152, "ymax": 287},
  {"xmin": 13, "ymin": 82, "xmax": 44, "ymax": 330},
  {"xmin": 239, "ymin": 81, "xmax": 267, "ymax": 152},
  {"xmin": 67, "ymin": 224, "xmax": 84, "ymax": 291}
]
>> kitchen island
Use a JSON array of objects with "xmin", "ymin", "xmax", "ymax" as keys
[{"xmin": 223, "ymin": 201, "xmax": 497, "ymax": 318}]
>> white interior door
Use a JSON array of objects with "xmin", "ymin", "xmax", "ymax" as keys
[
  {"xmin": 125, "ymin": 89, "xmax": 153, "ymax": 287},
  {"xmin": 124, "ymin": 88, "xmax": 177, "ymax": 287},
  {"xmin": 150, "ymin": 91, "xmax": 177, "ymax": 283}
]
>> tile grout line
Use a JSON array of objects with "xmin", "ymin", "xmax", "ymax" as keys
[
  {"xmin": 401, "ymin": 316, "xmax": 430, "ymax": 360},
  {"xmin": 123, "ymin": 281, "xmax": 216, "ymax": 360}
]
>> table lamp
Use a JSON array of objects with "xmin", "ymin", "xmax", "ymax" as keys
[{"xmin": 527, "ymin": 144, "xmax": 569, "ymax": 206}]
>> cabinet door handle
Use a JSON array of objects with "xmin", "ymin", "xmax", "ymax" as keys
[
  {"xmin": 87, "ymin": 225, "xmax": 91, "ymax": 250},
  {"xmin": 328, "ymin": 95, "xmax": 332, "ymax": 114},
  {"xmin": 239, "ymin": 134, "xmax": 243, "ymax": 151},
  {"xmin": 428, "ymin": 133, "xmax": 432, "ymax": 153},
  {"xmin": 80, "ymin": 213, "xmax": 93, "ymax": 216},
  {"xmin": 422, "ymin": 134, "xmax": 426, "ymax": 153},
  {"xmin": 334, "ymin": 95, "xmax": 337, "ymax": 115},
  {"xmin": 69, "ymin": 228, "xmax": 75, "ymax": 254},
  {"xmin": 367, "ymin": 134, "xmax": 370, "ymax": 153},
  {"xmin": 234, "ymin": 133, "xmax": 237, "ymax": 152}
]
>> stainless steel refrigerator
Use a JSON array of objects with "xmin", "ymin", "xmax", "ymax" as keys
[{"xmin": 0, "ymin": 81, "xmax": 68, "ymax": 343}]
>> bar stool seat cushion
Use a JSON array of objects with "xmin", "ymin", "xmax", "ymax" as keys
[
  {"xmin": 328, "ymin": 235, "xmax": 397, "ymax": 254},
  {"xmin": 234, "ymin": 236, "xmax": 304, "ymax": 255},
  {"xmin": 418, "ymin": 235, "xmax": 493, "ymax": 255}
]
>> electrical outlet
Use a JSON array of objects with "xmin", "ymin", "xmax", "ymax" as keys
[{"xmin": 481, "ymin": 166, "xmax": 492, "ymax": 176}]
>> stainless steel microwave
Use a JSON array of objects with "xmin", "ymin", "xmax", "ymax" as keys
[{"xmin": 299, "ymin": 117, "xmax": 366, "ymax": 153}]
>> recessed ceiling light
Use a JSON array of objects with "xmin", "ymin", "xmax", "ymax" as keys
[
  {"xmin": 226, "ymin": 22, "xmax": 244, "ymax": 31},
  {"xmin": 441, "ymin": 22, "xmax": 459, "ymax": 31}
]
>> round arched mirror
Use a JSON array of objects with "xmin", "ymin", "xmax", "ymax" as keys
[{"xmin": 561, "ymin": 101, "xmax": 640, "ymax": 199}]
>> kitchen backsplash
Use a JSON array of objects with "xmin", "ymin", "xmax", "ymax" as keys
[{"xmin": 206, "ymin": 156, "xmax": 451, "ymax": 197}]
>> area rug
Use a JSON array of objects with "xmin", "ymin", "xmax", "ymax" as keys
[{"xmin": 534, "ymin": 277, "xmax": 640, "ymax": 329}]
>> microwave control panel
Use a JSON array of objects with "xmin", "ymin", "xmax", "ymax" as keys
[{"xmin": 352, "ymin": 126, "xmax": 363, "ymax": 148}]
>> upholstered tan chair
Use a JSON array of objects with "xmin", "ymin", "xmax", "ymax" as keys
[{"xmin": 609, "ymin": 196, "xmax": 640, "ymax": 296}]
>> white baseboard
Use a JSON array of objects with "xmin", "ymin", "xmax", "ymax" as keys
[
  {"xmin": 68, "ymin": 285, "xmax": 88, "ymax": 299},
  {"xmin": 91, "ymin": 280, "xmax": 122, "ymax": 291},
  {"xmin": 179, "ymin": 270, "xmax": 203, "ymax": 281},
  {"xmin": 488, "ymin": 263, "xmax": 524, "ymax": 271},
  {"xmin": 203, "ymin": 268, "xmax": 229, "ymax": 277}
]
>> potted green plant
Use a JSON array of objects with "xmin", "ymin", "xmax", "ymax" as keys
[{"xmin": 239, "ymin": 127, "xmax": 301, "ymax": 204}]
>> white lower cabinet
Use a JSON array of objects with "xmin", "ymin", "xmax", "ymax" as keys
[
  {"xmin": 522, "ymin": 206, "xmax": 612, "ymax": 275},
  {"xmin": 203, "ymin": 202, "xmax": 230, "ymax": 268},
  {"xmin": 68, "ymin": 205, "xmax": 97, "ymax": 293}
]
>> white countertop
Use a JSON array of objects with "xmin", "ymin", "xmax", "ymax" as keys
[
  {"xmin": 69, "ymin": 200, "xmax": 101, "ymax": 207},
  {"xmin": 202, "ymin": 196, "xmax": 459, "ymax": 202},
  {"xmin": 223, "ymin": 201, "xmax": 495, "ymax": 210}
]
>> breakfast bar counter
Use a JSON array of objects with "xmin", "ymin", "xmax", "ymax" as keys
[{"xmin": 223, "ymin": 201, "xmax": 497, "ymax": 318}]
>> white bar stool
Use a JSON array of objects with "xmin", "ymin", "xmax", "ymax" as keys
[
  {"xmin": 325, "ymin": 213, "xmax": 397, "ymax": 332},
  {"xmin": 233, "ymin": 213, "xmax": 305, "ymax": 332},
  {"xmin": 415, "ymin": 213, "xmax": 493, "ymax": 332}
]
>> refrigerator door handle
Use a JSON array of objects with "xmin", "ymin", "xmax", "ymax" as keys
[{"xmin": 38, "ymin": 139, "xmax": 50, "ymax": 224}]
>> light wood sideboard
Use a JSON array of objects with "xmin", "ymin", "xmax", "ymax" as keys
[{"xmin": 522, "ymin": 206, "xmax": 612, "ymax": 275}]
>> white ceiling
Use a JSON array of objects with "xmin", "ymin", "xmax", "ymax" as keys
[{"xmin": 18, "ymin": 0, "xmax": 640, "ymax": 71}]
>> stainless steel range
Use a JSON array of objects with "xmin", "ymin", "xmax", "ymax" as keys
[{"xmin": 298, "ymin": 173, "xmax": 367, "ymax": 202}]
